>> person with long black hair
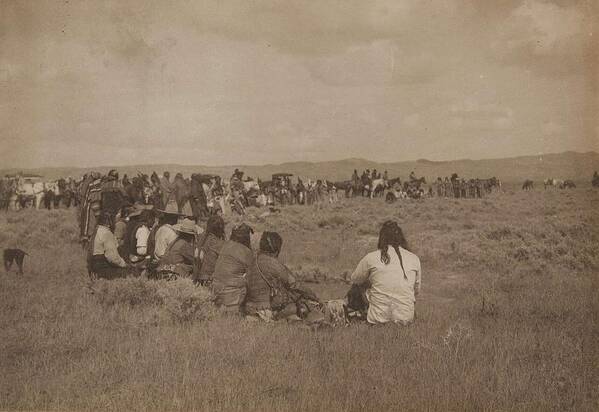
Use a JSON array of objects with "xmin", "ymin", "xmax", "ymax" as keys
[
  {"xmin": 350, "ymin": 220, "xmax": 421, "ymax": 325},
  {"xmin": 244, "ymin": 231, "xmax": 320, "ymax": 321},
  {"xmin": 193, "ymin": 215, "xmax": 226, "ymax": 286},
  {"xmin": 212, "ymin": 223, "xmax": 254, "ymax": 312}
]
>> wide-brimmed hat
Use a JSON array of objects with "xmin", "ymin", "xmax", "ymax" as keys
[
  {"xmin": 155, "ymin": 208, "xmax": 185, "ymax": 216},
  {"xmin": 173, "ymin": 218, "xmax": 197, "ymax": 235},
  {"xmin": 127, "ymin": 204, "xmax": 154, "ymax": 218}
]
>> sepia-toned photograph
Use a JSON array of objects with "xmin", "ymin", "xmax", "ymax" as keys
[{"xmin": 1, "ymin": 0, "xmax": 597, "ymax": 410}]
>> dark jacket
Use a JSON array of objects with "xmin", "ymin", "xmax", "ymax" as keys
[
  {"xmin": 195, "ymin": 233, "xmax": 225, "ymax": 283},
  {"xmin": 160, "ymin": 238, "xmax": 194, "ymax": 266},
  {"xmin": 245, "ymin": 252, "xmax": 318, "ymax": 314},
  {"xmin": 212, "ymin": 240, "xmax": 253, "ymax": 306}
]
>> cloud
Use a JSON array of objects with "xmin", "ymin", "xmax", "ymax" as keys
[
  {"xmin": 492, "ymin": 0, "xmax": 594, "ymax": 76},
  {"xmin": 0, "ymin": 0, "xmax": 596, "ymax": 168},
  {"xmin": 449, "ymin": 98, "xmax": 515, "ymax": 131}
]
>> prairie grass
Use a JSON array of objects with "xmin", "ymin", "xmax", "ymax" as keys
[{"xmin": 1, "ymin": 188, "xmax": 598, "ymax": 411}]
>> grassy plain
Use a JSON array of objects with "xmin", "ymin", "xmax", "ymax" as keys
[{"xmin": 1, "ymin": 186, "xmax": 598, "ymax": 411}]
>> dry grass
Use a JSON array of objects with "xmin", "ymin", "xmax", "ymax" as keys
[{"xmin": 1, "ymin": 188, "xmax": 598, "ymax": 411}]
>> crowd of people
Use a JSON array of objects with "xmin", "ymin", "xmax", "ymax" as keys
[
  {"xmin": 82, "ymin": 170, "xmax": 422, "ymax": 326},
  {"xmin": 2, "ymin": 167, "xmax": 503, "ymax": 216}
]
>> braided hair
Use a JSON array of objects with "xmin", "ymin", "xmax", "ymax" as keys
[
  {"xmin": 259, "ymin": 231, "xmax": 283, "ymax": 256},
  {"xmin": 206, "ymin": 215, "xmax": 225, "ymax": 240},
  {"xmin": 231, "ymin": 223, "xmax": 253, "ymax": 249},
  {"xmin": 378, "ymin": 220, "xmax": 409, "ymax": 279}
]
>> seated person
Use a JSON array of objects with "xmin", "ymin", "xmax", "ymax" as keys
[
  {"xmin": 155, "ymin": 219, "xmax": 196, "ymax": 279},
  {"xmin": 194, "ymin": 215, "xmax": 226, "ymax": 286},
  {"xmin": 244, "ymin": 231, "xmax": 320, "ymax": 321},
  {"xmin": 350, "ymin": 220, "xmax": 421, "ymax": 325},
  {"xmin": 152, "ymin": 210, "xmax": 180, "ymax": 260},
  {"xmin": 88, "ymin": 212, "xmax": 129, "ymax": 279},
  {"xmin": 124, "ymin": 209, "xmax": 154, "ymax": 264},
  {"xmin": 113, "ymin": 206, "xmax": 128, "ymax": 247},
  {"xmin": 212, "ymin": 223, "xmax": 254, "ymax": 312}
]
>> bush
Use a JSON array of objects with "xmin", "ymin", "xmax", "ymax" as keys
[
  {"xmin": 155, "ymin": 278, "xmax": 217, "ymax": 322},
  {"xmin": 91, "ymin": 277, "xmax": 217, "ymax": 322},
  {"xmin": 92, "ymin": 277, "xmax": 161, "ymax": 307},
  {"xmin": 317, "ymin": 215, "xmax": 346, "ymax": 228}
]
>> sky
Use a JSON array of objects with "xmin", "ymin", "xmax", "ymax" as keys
[{"xmin": 0, "ymin": 0, "xmax": 597, "ymax": 168}]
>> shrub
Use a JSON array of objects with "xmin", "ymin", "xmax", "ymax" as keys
[
  {"xmin": 92, "ymin": 278, "xmax": 161, "ymax": 307},
  {"xmin": 155, "ymin": 278, "xmax": 217, "ymax": 322},
  {"xmin": 317, "ymin": 215, "xmax": 346, "ymax": 228},
  {"xmin": 91, "ymin": 277, "xmax": 217, "ymax": 323}
]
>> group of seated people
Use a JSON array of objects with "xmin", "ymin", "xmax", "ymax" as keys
[{"xmin": 88, "ymin": 208, "xmax": 421, "ymax": 325}]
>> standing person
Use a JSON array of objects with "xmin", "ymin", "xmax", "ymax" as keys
[
  {"xmin": 444, "ymin": 177, "xmax": 451, "ymax": 197},
  {"xmin": 100, "ymin": 170, "xmax": 127, "ymax": 218},
  {"xmin": 80, "ymin": 172, "xmax": 102, "ymax": 246},
  {"xmin": 245, "ymin": 231, "xmax": 320, "ymax": 321},
  {"xmin": 350, "ymin": 220, "xmax": 421, "ymax": 325},
  {"xmin": 193, "ymin": 215, "xmax": 226, "ymax": 286},
  {"xmin": 190, "ymin": 174, "xmax": 209, "ymax": 223},
  {"xmin": 160, "ymin": 172, "xmax": 176, "ymax": 211},
  {"xmin": 212, "ymin": 223, "xmax": 254, "ymax": 313},
  {"xmin": 88, "ymin": 212, "xmax": 129, "ymax": 279}
]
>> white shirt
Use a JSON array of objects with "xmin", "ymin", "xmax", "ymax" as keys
[
  {"xmin": 129, "ymin": 225, "xmax": 151, "ymax": 262},
  {"xmin": 135, "ymin": 225, "xmax": 151, "ymax": 255},
  {"xmin": 351, "ymin": 246, "xmax": 421, "ymax": 325},
  {"xmin": 93, "ymin": 225, "xmax": 127, "ymax": 268},
  {"xmin": 153, "ymin": 224, "xmax": 178, "ymax": 259}
]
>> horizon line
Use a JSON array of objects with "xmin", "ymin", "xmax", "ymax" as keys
[{"xmin": 1, "ymin": 150, "xmax": 597, "ymax": 172}]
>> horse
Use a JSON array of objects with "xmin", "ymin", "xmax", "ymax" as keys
[
  {"xmin": 480, "ymin": 177, "xmax": 499, "ymax": 193},
  {"xmin": 593, "ymin": 172, "xmax": 599, "ymax": 188},
  {"xmin": 16, "ymin": 179, "xmax": 44, "ymax": 209},
  {"xmin": 333, "ymin": 180, "xmax": 353, "ymax": 198},
  {"xmin": 370, "ymin": 179, "xmax": 387, "ymax": 198},
  {"xmin": 544, "ymin": 178, "xmax": 564, "ymax": 189},
  {"xmin": 562, "ymin": 180, "xmax": 576, "ymax": 189},
  {"xmin": 242, "ymin": 179, "xmax": 260, "ymax": 193},
  {"xmin": 522, "ymin": 180, "xmax": 534, "ymax": 191}
]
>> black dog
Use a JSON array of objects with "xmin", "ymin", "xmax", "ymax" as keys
[{"xmin": 3, "ymin": 248, "xmax": 28, "ymax": 275}]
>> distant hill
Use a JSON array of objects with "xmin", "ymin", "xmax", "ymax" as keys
[{"xmin": 2, "ymin": 151, "xmax": 598, "ymax": 183}]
